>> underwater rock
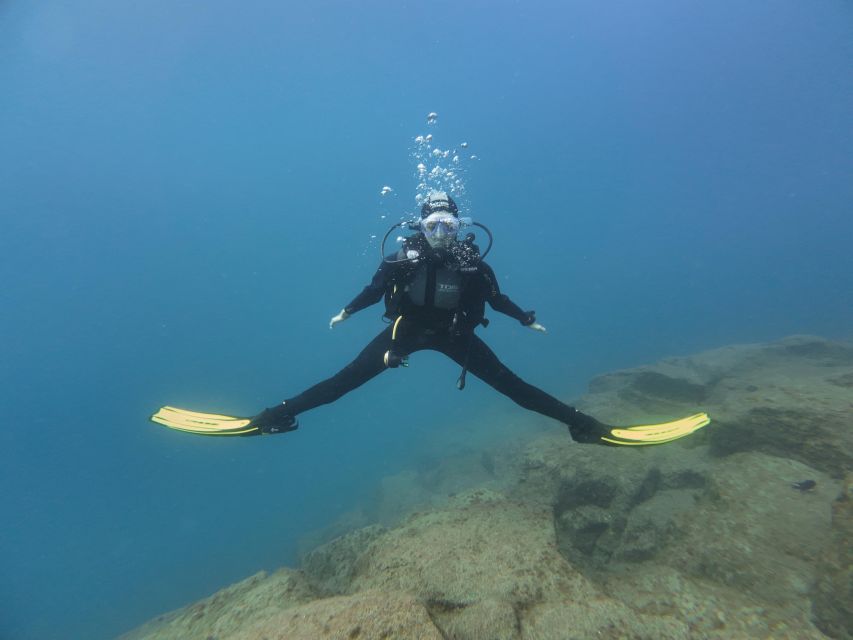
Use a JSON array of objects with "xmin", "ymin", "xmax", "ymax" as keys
[
  {"xmin": 368, "ymin": 435, "xmax": 520, "ymax": 526},
  {"xmin": 120, "ymin": 335, "xmax": 850, "ymax": 639},
  {"xmin": 602, "ymin": 565, "xmax": 829, "ymax": 639},
  {"xmin": 368, "ymin": 466, "xmax": 469, "ymax": 527},
  {"xmin": 827, "ymin": 371, "xmax": 853, "ymax": 388},
  {"xmin": 372, "ymin": 468, "xmax": 432, "ymax": 524},
  {"xmin": 227, "ymin": 590, "xmax": 444, "ymax": 640},
  {"xmin": 117, "ymin": 569, "xmax": 318, "ymax": 640},
  {"xmin": 299, "ymin": 524, "xmax": 385, "ymax": 596},
  {"xmin": 811, "ymin": 472, "xmax": 853, "ymax": 640},
  {"xmin": 521, "ymin": 598, "xmax": 690, "ymax": 639},
  {"xmin": 663, "ymin": 452, "xmax": 835, "ymax": 608},
  {"xmin": 511, "ymin": 430, "xmax": 838, "ymax": 637},
  {"xmin": 430, "ymin": 598, "xmax": 519, "ymax": 640},
  {"xmin": 579, "ymin": 335, "xmax": 853, "ymax": 477},
  {"xmin": 349, "ymin": 489, "xmax": 597, "ymax": 606},
  {"xmin": 345, "ymin": 488, "xmax": 684, "ymax": 640},
  {"xmin": 515, "ymin": 434, "xmax": 711, "ymax": 569},
  {"xmin": 295, "ymin": 507, "xmax": 373, "ymax": 560},
  {"xmin": 612, "ymin": 488, "xmax": 698, "ymax": 562}
]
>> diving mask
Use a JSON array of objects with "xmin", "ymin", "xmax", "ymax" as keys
[{"xmin": 421, "ymin": 213, "xmax": 460, "ymax": 247}]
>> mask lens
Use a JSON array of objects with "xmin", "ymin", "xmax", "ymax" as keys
[{"xmin": 422, "ymin": 215, "xmax": 458, "ymax": 236}]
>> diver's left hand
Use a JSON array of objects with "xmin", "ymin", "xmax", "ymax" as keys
[
  {"xmin": 329, "ymin": 309, "xmax": 350, "ymax": 329},
  {"xmin": 528, "ymin": 322, "xmax": 547, "ymax": 333}
]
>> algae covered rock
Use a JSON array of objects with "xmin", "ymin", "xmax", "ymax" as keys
[
  {"xmin": 811, "ymin": 472, "xmax": 853, "ymax": 640},
  {"xmin": 665, "ymin": 452, "xmax": 835, "ymax": 606},
  {"xmin": 521, "ymin": 597, "xmax": 689, "ymax": 640},
  {"xmin": 226, "ymin": 590, "xmax": 444, "ymax": 640},
  {"xmin": 119, "ymin": 336, "xmax": 851, "ymax": 640},
  {"xmin": 350, "ymin": 488, "xmax": 597, "ymax": 606},
  {"xmin": 602, "ymin": 564, "xmax": 829, "ymax": 639},
  {"xmin": 514, "ymin": 434, "xmax": 711, "ymax": 570},
  {"xmin": 578, "ymin": 335, "xmax": 853, "ymax": 477},
  {"xmin": 117, "ymin": 568, "xmax": 318, "ymax": 640},
  {"xmin": 347, "ymin": 488, "xmax": 687, "ymax": 640},
  {"xmin": 511, "ymin": 422, "xmax": 839, "ymax": 638},
  {"xmin": 300, "ymin": 524, "xmax": 385, "ymax": 596},
  {"xmin": 432, "ymin": 598, "xmax": 519, "ymax": 640},
  {"xmin": 368, "ymin": 435, "xmax": 522, "ymax": 526}
]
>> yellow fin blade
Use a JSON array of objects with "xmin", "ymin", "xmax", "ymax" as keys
[
  {"xmin": 150, "ymin": 406, "xmax": 257, "ymax": 436},
  {"xmin": 602, "ymin": 412, "xmax": 710, "ymax": 446}
]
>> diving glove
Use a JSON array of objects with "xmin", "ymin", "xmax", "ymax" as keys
[
  {"xmin": 521, "ymin": 311, "xmax": 546, "ymax": 333},
  {"xmin": 329, "ymin": 309, "xmax": 350, "ymax": 329}
]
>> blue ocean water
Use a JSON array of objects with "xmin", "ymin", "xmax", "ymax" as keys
[{"xmin": 1, "ymin": 1, "xmax": 851, "ymax": 638}]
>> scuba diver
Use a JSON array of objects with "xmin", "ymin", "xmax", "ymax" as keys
[{"xmin": 152, "ymin": 192, "xmax": 709, "ymax": 445}]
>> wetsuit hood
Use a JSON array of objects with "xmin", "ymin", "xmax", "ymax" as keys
[{"xmin": 420, "ymin": 191, "xmax": 458, "ymax": 218}]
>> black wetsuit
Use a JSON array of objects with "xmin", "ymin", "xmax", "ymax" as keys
[{"xmin": 275, "ymin": 237, "xmax": 600, "ymax": 438}]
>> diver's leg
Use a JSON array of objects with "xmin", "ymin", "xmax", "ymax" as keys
[
  {"xmin": 440, "ymin": 335, "xmax": 608, "ymax": 442},
  {"xmin": 251, "ymin": 326, "xmax": 394, "ymax": 433}
]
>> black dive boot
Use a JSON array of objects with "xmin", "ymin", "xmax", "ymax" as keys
[
  {"xmin": 249, "ymin": 402, "xmax": 299, "ymax": 435},
  {"xmin": 565, "ymin": 410, "xmax": 613, "ymax": 445}
]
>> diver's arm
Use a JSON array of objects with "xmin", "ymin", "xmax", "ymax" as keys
[
  {"xmin": 342, "ymin": 259, "xmax": 395, "ymax": 316},
  {"xmin": 480, "ymin": 262, "xmax": 537, "ymax": 326},
  {"xmin": 331, "ymin": 261, "xmax": 390, "ymax": 329}
]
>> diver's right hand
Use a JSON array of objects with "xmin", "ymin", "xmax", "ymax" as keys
[{"xmin": 329, "ymin": 309, "xmax": 350, "ymax": 329}]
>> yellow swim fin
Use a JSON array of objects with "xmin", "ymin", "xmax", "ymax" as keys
[
  {"xmin": 600, "ymin": 412, "xmax": 711, "ymax": 446},
  {"xmin": 150, "ymin": 406, "xmax": 260, "ymax": 436}
]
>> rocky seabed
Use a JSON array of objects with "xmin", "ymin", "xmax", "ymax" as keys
[{"xmin": 121, "ymin": 336, "xmax": 853, "ymax": 640}]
